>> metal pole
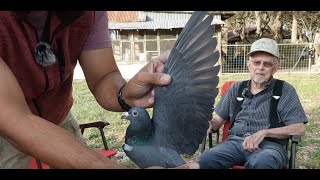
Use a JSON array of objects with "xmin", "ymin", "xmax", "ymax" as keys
[
  {"xmin": 308, "ymin": 43, "xmax": 313, "ymax": 74},
  {"xmin": 308, "ymin": 54, "xmax": 311, "ymax": 74}
]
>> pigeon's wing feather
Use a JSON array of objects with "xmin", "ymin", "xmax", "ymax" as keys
[{"xmin": 152, "ymin": 11, "xmax": 220, "ymax": 155}]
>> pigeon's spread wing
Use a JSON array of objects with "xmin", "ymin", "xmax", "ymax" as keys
[{"xmin": 152, "ymin": 11, "xmax": 220, "ymax": 155}]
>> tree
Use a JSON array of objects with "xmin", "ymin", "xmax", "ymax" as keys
[
  {"xmin": 255, "ymin": 11, "xmax": 262, "ymax": 37},
  {"xmin": 291, "ymin": 12, "xmax": 298, "ymax": 43},
  {"xmin": 269, "ymin": 11, "xmax": 283, "ymax": 42},
  {"xmin": 224, "ymin": 11, "xmax": 320, "ymax": 44},
  {"xmin": 282, "ymin": 11, "xmax": 320, "ymax": 43}
]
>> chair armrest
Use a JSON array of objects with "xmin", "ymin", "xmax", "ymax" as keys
[
  {"xmin": 288, "ymin": 135, "xmax": 302, "ymax": 169},
  {"xmin": 79, "ymin": 121, "xmax": 110, "ymax": 130},
  {"xmin": 79, "ymin": 120, "xmax": 111, "ymax": 150},
  {"xmin": 290, "ymin": 135, "xmax": 302, "ymax": 143}
]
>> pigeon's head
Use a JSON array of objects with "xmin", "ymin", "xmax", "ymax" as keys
[{"xmin": 121, "ymin": 107, "xmax": 152, "ymax": 135}]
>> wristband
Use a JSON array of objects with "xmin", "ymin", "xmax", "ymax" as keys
[{"xmin": 117, "ymin": 84, "xmax": 132, "ymax": 111}]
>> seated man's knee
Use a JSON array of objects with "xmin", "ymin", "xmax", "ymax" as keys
[
  {"xmin": 198, "ymin": 151, "xmax": 216, "ymax": 169},
  {"xmin": 245, "ymin": 149, "xmax": 285, "ymax": 169},
  {"xmin": 198, "ymin": 150, "xmax": 231, "ymax": 169}
]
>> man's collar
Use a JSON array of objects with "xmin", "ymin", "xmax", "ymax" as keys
[
  {"xmin": 11, "ymin": 11, "xmax": 85, "ymax": 26},
  {"xmin": 248, "ymin": 76, "xmax": 274, "ymax": 90},
  {"xmin": 265, "ymin": 76, "xmax": 274, "ymax": 89},
  {"xmin": 55, "ymin": 11, "xmax": 85, "ymax": 26}
]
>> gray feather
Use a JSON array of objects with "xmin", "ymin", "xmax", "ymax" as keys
[
  {"xmin": 123, "ymin": 11, "xmax": 220, "ymax": 168},
  {"xmin": 123, "ymin": 144, "xmax": 185, "ymax": 168}
]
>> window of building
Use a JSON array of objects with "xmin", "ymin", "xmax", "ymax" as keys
[
  {"xmin": 159, "ymin": 29, "xmax": 177, "ymax": 39},
  {"xmin": 120, "ymin": 30, "xmax": 131, "ymax": 40},
  {"xmin": 146, "ymin": 30, "xmax": 157, "ymax": 39},
  {"xmin": 133, "ymin": 30, "xmax": 144, "ymax": 40}
]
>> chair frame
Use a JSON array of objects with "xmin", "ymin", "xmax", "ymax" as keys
[{"xmin": 79, "ymin": 120, "xmax": 111, "ymax": 150}]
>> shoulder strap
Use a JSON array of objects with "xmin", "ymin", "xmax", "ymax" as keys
[
  {"xmin": 41, "ymin": 11, "xmax": 52, "ymax": 43},
  {"xmin": 266, "ymin": 79, "xmax": 287, "ymax": 146},
  {"xmin": 269, "ymin": 79, "xmax": 284, "ymax": 128},
  {"xmin": 229, "ymin": 80, "xmax": 248, "ymax": 130},
  {"xmin": 229, "ymin": 80, "xmax": 284, "ymax": 130}
]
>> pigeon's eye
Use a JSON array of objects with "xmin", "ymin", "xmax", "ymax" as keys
[{"xmin": 132, "ymin": 110, "xmax": 139, "ymax": 116}]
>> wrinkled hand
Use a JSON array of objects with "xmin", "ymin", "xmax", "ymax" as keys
[
  {"xmin": 123, "ymin": 50, "xmax": 171, "ymax": 108},
  {"xmin": 242, "ymin": 130, "xmax": 266, "ymax": 152}
]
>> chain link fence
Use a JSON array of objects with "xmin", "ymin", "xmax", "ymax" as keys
[
  {"xmin": 112, "ymin": 38, "xmax": 317, "ymax": 74},
  {"xmin": 221, "ymin": 43, "xmax": 316, "ymax": 74}
]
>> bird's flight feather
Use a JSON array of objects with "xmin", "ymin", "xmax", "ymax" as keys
[
  {"xmin": 123, "ymin": 11, "xmax": 220, "ymax": 168},
  {"xmin": 153, "ymin": 11, "xmax": 219, "ymax": 155}
]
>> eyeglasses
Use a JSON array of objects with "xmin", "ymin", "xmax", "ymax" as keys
[{"xmin": 250, "ymin": 60, "xmax": 276, "ymax": 68}]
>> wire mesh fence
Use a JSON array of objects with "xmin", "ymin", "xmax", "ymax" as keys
[
  {"xmin": 112, "ymin": 37, "xmax": 317, "ymax": 74},
  {"xmin": 221, "ymin": 43, "xmax": 316, "ymax": 74}
]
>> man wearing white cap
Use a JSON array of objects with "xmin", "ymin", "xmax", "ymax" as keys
[{"xmin": 198, "ymin": 38, "xmax": 308, "ymax": 169}]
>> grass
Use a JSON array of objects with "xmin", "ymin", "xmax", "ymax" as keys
[{"xmin": 71, "ymin": 73, "xmax": 320, "ymax": 168}]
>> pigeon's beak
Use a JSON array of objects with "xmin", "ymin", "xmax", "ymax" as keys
[{"xmin": 121, "ymin": 112, "xmax": 129, "ymax": 120}]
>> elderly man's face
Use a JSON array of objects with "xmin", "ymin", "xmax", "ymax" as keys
[{"xmin": 247, "ymin": 52, "xmax": 279, "ymax": 85}]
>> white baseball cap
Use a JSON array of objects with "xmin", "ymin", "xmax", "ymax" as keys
[{"xmin": 247, "ymin": 38, "xmax": 280, "ymax": 59}]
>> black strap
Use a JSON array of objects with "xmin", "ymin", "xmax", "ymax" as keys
[
  {"xmin": 117, "ymin": 84, "xmax": 132, "ymax": 111},
  {"xmin": 40, "ymin": 11, "xmax": 52, "ymax": 43},
  {"xmin": 229, "ymin": 80, "xmax": 248, "ymax": 130},
  {"xmin": 269, "ymin": 79, "xmax": 284, "ymax": 128},
  {"xmin": 40, "ymin": 12, "xmax": 65, "ymax": 83},
  {"xmin": 265, "ymin": 79, "xmax": 287, "ymax": 146},
  {"xmin": 228, "ymin": 79, "xmax": 287, "ymax": 146}
]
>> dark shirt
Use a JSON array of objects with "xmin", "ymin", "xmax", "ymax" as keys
[
  {"xmin": 27, "ymin": 11, "xmax": 112, "ymax": 51},
  {"xmin": 214, "ymin": 78, "xmax": 308, "ymax": 135}
]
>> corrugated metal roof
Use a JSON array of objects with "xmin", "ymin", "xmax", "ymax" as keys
[
  {"xmin": 109, "ymin": 19, "xmax": 225, "ymax": 30},
  {"xmin": 107, "ymin": 11, "xmax": 226, "ymax": 30},
  {"xmin": 107, "ymin": 11, "xmax": 146, "ymax": 22},
  {"xmin": 144, "ymin": 11, "xmax": 193, "ymax": 21}
]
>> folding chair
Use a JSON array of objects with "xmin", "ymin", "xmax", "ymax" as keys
[
  {"xmin": 200, "ymin": 81, "xmax": 301, "ymax": 169},
  {"xmin": 30, "ymin": 120, "xmax": 117, "ymax": 169}
]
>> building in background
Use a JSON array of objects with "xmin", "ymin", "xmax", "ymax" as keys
[{"xmin": 107, "ymin": 11, "xmax": 233, "ymax": 65}]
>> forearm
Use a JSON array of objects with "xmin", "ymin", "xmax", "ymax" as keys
[
  {"xmin": 0, "ymin": 58, "xmax": 123, "ymax": 168},
  {"xmin": 210, "ymin": 121, "xmax": 221, "ymax": 132},
  {"xmin": 210, "ymin": 114, "xmax": 225, "ymax": 132},
  {"xmin": 2, "ymin": 113, "xmax": 124, "ymax": 169},
  {"xmin": 91, "ymin": 71, "xmax": 127, "ymax": 112},
  {"xmin": 264, "ymin": 123, "xmax": 305, "ymax": 139},
  {"xmin": 79, "ymin": 48, "xmax": 128, "ymax": 112}
]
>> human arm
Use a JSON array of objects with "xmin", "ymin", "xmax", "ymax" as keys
[
  {"xmin": 79, "ymin": 11, "xmax": 171, "ymax": 111},
  {"xmin": 0, "ymin": 57, "xmax": 124, "ymax": 168},
  {"xmin": 79, "ymin": 48, "xmax": 171, "ymax": 111},
  {"xmin": 207, "ymin": 113, "xmax": 226, "ymax": 136},
  {"xmin": 242, "ymin": 123, "xmax": 305, "ymax": 152}
]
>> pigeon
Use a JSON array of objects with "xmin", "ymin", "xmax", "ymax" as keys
[{"xmin": 121, "ymin": 11, "xmax": 220, "ymax": 168}]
